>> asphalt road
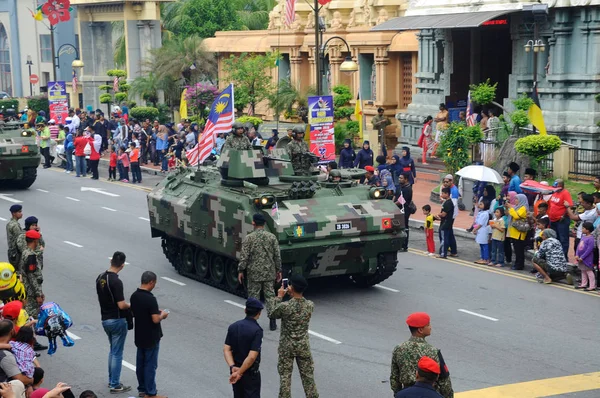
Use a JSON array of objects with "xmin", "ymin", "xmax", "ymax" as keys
[{"xmin": 0, "ymin": 168, "xmax": 599, "ymax": 397}]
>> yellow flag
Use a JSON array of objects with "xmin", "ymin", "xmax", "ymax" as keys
[
  {"xmin": 354, "ymin": 93, "xmax": 363, "ymax": 140},
  {"xmin": 528, "ymin": 84, "xmax": 547, "ymax": 135},
  {"xmin": 179, "ymin": 89, "xmax": 188, "ymax": 119}
]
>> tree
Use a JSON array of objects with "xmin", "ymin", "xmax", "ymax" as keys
[
  {"xmin": 268, "ymin": 79, "xmax": 315, "ymax": 120},
  {"xmin": 233, "ymin": 0, "xmax": 276, "ymax": 30},
  {"xmin": 130, "ymin": 73, "xmax": 160, "ymax": 107},
  {"xmin": 163, "ymin": 0, "xmax": 242, "ymax": 39},
  {"xmin": 151, "ymin": 36, "xmax": 216, "ymax": 85},
  {"xmin": 185, "ymin": 82, "xmax": 219, "ymax": 119},
  {"xmin": 222, "ymin": 52, "xmax": 277, "ymax": 115}
]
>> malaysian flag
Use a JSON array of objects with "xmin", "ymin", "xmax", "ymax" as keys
[
  {"xmin": 186, "ymin": 84, "xmax": 235, "ymax": 167},
  {"xmin": 113, "ymin": 76, "xmax": 119, "ymax": 93},
  {"xmin": 271, "ymin": 202, "xmax": 280, "ymax": 224},
  {"xmin": 284, "ymin": 0, "xmax": 296, "ymax": 27},
  {"xmin": 72, "ymin": 70, "xmax": 78, "ymax": 95},
  {"xmin": 466, "ymin": 90, "xmax": 477, "ymax": 127}
]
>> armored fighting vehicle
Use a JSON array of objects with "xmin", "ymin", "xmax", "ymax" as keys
[
  {"xmin": 147, "ymin": 148, "xmax": 405, "ymax": 297},
  {"xmin": 0, "ymin": 122, "xmax": 40, "ymax": 189}
]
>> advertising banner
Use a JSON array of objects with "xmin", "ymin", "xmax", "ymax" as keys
[
  {"xmin": 48, "ymin": 81, "xmax": 68, "ymax": 125},
  {"xmin": 307, "ymin": 95, "xmax": 335, "ymax": 163}
]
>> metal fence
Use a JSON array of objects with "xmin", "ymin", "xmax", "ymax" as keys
[
  {"xmin": 539, "ymin": 152, "xmax": 554, "ymax": 178},
  {"xmin": 569, "ymin": 148, "xmax": 600, "ymax": 181}
]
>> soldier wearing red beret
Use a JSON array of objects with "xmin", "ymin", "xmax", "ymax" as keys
[
  {"xmin": 389, "ymin": 312, "xmax": 453, "ymax": 397},
  {"xmin": 394, "ymin": 356, "xmax": 443, "ymax": 397}
]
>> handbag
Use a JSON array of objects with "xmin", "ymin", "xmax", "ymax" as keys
[
  {"xmin": 83, "ymin": 142, "xmax": 91, "ymax": 156},
  {"xmin": 396, "ymin": 190, "xmax": 417, "ymax": 215},
  {"xmin": 512, "ymin": 218, "xmax": 531, "ymax": 232}
]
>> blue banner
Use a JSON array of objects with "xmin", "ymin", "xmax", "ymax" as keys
[{"xmin": 307, "ymin": 95, "xmax": 334, "ymax": 126}]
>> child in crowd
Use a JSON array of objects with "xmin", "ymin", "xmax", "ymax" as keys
[
  {"xmin": 575, "ymin": 222, "xmax": 596, "ymax": 290},
  {"xmin": 537, "ymin": 202, "xmax": 549, "ymax": 221},
  {"xmin": 167, "ymin": 147, "xmax": 176, "ymax": 171},
  {"xmin": 489, "ymin": 207, "xmax": 506, "ymax": 267},
  {"xmin": 108, "ymin": 145, "xmax": 117, "ymax": 182},
  {"xmin": 535, "ymin": 217, "xmax": 550, "ymax": 250},
  {"xmin": 472, "ymin": 199, "xmax": 491, "ymax": 264},
  {"xmin": 422, "ymin": 205, "xmax": 435, "ymax": 256},
  {"xmin": 118, "ymin": 146, "xmax": 130, "ymax": 183},
  {"xmin": 129, "ymin": 142, "xmax": 141, "ymax": 183},
  {"xmin": 0, "ymin": 326, "xmax": 38, "ymax": 378}
]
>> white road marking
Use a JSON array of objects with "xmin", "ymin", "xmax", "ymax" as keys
[
  {"xmin": 66, "ymin": 331, "xmax": 81, "ymax": 340},
  {"xmin": 224, "ymin": 300, "xmax": 245, "ymax": 309},
  {"xmin": 138, "ymin": 217, "xmax": 150, "ymax": 221},
  {"xmin": 63, "ymin": 241, "xmax": 83, "ymax": 248},
  {"xmin": 107, "ymin": 257, "xmax": 130, "ymax": 265},
  {"xmin": 36, "ymin": 189, "xmax": 49, "ymax": 193},
  {"xmin": 81, "ymin": 187, "xmax": 120, "ymax": 197},
  {"xmin": 0, "ymin": 194, "xmax": 21, "ymax": 203},
  {"xmin": 0, "ymin": 217, "xmax": 6, "ymax": 221},
  {"xmin": 458, "ymin": 309, "xmax": 499, "ymax": 322},
  {"xmin": 161, "ymin": 276, "xmax": 186, "ymax": 286},
  {"xmin": 122, "ymin": 361, "xmax": 136, "ymax": 371},
  {"xmin": 375, "ymin": 285, "xmax": 400, "ymax": 293},
  {"xmin": 308, "ymin": 330, "xmax": 342, "ymax": 344},
  {"xmin": 101, "ymin": 207, "xmax": 117, "ymax": 212},
  {"xmin": 65, "ymin": 197, "xmax": 80, "ymax": 202}
]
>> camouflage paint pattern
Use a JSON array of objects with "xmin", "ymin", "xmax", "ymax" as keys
[
  {"xmin": 0, "ymin": 123, "xmax": 40, "ymax": 185},
  {"xmin": 217, "ymin": 149, "xmax": 293, "ymax": 179},
  {"xmin": 148, "ymin": 148, "xmax": 404, "ymax": 283}
]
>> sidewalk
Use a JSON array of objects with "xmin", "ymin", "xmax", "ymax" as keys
[{"xmin": 99, "ymin": 153, "xmax": 164, "ymax": 176}]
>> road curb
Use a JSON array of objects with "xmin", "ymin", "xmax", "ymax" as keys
[{"xmin": 408, "ymin": 218, "xmax": 473, "ymax": 240}]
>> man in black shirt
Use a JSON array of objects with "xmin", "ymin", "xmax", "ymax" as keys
[
  {"xmin": 130, "ymin": 271, "xmax": 168, "ymax": 398},
  {"xmin": 435, "ymin": 187, "xmax": 457, "ymax": 258},
  {"xmin": 398, "ymin": 172, "xmax": 414, "ymax": 252},
  {"xmin": 95, "ymin": 251, "xmax": 131, "ymax": 394},
  {"xmin": 224, "ymin": 298, "xmax": 264, "ymax": 398}
]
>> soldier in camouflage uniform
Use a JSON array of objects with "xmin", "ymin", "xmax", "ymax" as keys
[
  {"xmin": 20, "ymin": 230, "xmax": 44, "ymax": 318},
  {"xmin": 238, "ymin": 213, "xmax": 282, "ymax": 331},
  {"xmin": 390, "ymin": 312, "xmax": 453, "ymax": 398},
  {"xmin": 16, "ymin": 216, "xmax": 45, "ymax": 274},
  {"xmin": 223, "ymin": 122, "xmax": 252, "ymax": 151},
  {"xmin": 269, "ymin": 275, "xmax": 318, "ymax": 398},
  {"xmin": 6, "ymin": 204, "xmax": 23, "ymax": 268},
  {"xmin": 286, "ymin": 126, "xmax": 312, "ymax": 176}
]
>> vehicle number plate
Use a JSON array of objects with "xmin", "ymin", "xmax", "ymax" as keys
[{"xmin": 335, "ymin": 222, "xmax": 352, "ymax": 231}]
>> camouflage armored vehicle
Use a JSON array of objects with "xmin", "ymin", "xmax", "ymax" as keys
[
  {"xmin": 0, "ymin": 122, "xmax": 40, "ymax": 189},
  {"xmin": 147, "ymin": 148, "xmax": 406, "ymax": 297}
]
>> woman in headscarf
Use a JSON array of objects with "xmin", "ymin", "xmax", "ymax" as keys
[
  {"xmin": 380, "ymin": 169, "xmax": 396, "ymax": 199},
  {"xmin": 504, "ymin": 192, "xmax": 529, "ymax": 270},
  {"xmin": 397, "ymin": 146, "xmax": 416, "ymax": 185},
  {"xmin": 483, "ymin": 185, "xmax": 497, "ymax": 216},
  {"xmin": 390, "ymin": 154, "xmax": 403, "ymax": 185},
  {"xmin": 339, "ymin": 138, "xmax": 355, "ymax": 168}
]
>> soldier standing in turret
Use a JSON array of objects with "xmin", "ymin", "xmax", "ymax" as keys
[
  {"xmin": 223, "ymin": 122, "xmax": 252, "ymax": 151},
  {"xmin": 286, "ymin": 126, "xmax": 311, "ymax": 176},
  {"xmin": 238, "ymin": 213, "xmax": 282, "ymax": 331}
]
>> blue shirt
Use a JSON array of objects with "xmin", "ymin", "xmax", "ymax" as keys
[
  {"xmin": 509, "ymin": 175, "xmax": 522, "ymax": 194},
  {"xmin": 224, "ymin": 317, "xmax": 263, "ymax": 368},
  {"xmin": 395, "ymin": 382, "xmax": 443, "ymax": 398},
  {"xmin": 156, "ymin": 135, "xmax": 168, "ymax": 151}
]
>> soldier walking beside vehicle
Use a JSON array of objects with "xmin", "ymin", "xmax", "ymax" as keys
[
  {"xmin": 238, "ymin": 214, "xmax": 282, "ymax": 331},
  {"xmin": 390, "ymin": 313, "xmax": 453, "ymax": 398},
  {"xmin": 224, "ymin": 298, "xmax": 264, "ymax": 398},
  {"xmin": 269, "ymin": 275, "xmax": 318, "ymax": 398},
  {"xmin": 6, "ymin": 205, "xmax": 23, "ymax": 268}
]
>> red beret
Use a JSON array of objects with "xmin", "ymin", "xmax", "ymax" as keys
[
  {"xmin": 418, "ymin": 356, "xmax": 440, "ymax": 374},
  {"xmin": 406, "ymin": 312, "xmax": 430, "ymax": 328},
  {"xmin": 25, "ymin": 230, "xmax": 41, "ymax": 240},
  {"xmin": 2, "ymin": 301, "xmax": 22, "ymax": 320},
  {"xmin": 365, "ymin": 166, "xmax": 375, "ymax": 172}
]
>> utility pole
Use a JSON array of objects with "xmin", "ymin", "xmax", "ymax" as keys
[{"xmin": 314, "ymin": 0, "xmax": 321, "ymax": 96}]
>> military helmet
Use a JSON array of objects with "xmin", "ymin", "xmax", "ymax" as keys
[
  {"xmin": 329, "ymin": 169, "xmax": 342, "ymax": 178},
  {"xmin": 244, "ymin": 122, "xmax": 254, "ymax": 131},
  {"xmin": 232, "ymin": 121, "xmax": 244, "ymax": 135},
  {"xmin": 291, "ymin": 126, "xmax": 305, "ymax": 139}
]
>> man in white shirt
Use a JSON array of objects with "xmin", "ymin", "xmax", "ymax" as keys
[{"xmin": 565, "ymin": 193, "xmax": 597, "ymax": 252}]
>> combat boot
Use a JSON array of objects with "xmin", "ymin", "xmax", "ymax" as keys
[{"xmin": 269, "ymin": 318, "xmax": 277, "ymax": 331}]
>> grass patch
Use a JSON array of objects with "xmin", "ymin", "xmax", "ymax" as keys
[{"xmin": 564, "ymin": 180, "xmax": 595, "ymax": 201}]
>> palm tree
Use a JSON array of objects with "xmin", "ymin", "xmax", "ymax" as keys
[
  {"xmin": 269, "ymin": 79, "xmax": 315, "ymax": 120},
  {"xmin": 112, "ymin": 21, "xmax": 126, "ymax": 68},
  {"xmin": 129, "ymin": 73, "xmax": 160, "ymax": 107},
  {"xmin": 235, "ymin": 0, "xmax": 277, "ymax": 30},
  {"xmin": 151, "ymin": 35, "xmax": 217, "ymax": 85}
]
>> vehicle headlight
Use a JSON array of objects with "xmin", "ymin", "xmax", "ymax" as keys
[
  {"xmin": 369, "ymin": 187, "xmax": 386, "ymax": 199},
  {"xmin": 254, "ymin": 195, "xmax": 274, "ymax": 208}
]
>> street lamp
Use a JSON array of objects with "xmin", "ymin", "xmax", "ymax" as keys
[
  {"xmin": 318, "ymin": 36, "xmax": 358, "ymax": 95},
  {"xmin": 26, "ymin": 55, "xmax": 33, "ymax": 97},
  {"xmin": 524, "ymin": 39, "xmax": 545, "ymax": 53},
  {"xmin": 54, "ymin": 44, "xmax": 84, "ymax": 72}
]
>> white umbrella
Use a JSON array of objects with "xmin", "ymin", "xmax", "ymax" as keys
[{"xmin": 455, "ymin": 165, "xmax": 503, "ymax": 184}]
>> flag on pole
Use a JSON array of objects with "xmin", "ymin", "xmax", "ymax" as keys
[
  {"xmin": 186, "ymin": 84, "xmax": 235, "ymax": 167},
  {"xmin": 528, "ymin": 82, "xmax": 547, "ymax": 135},
  {"xmin": 179, "ymin": 89, "xmax": 188, "ymax": 119},
  {"xmin": 72, "ymin": 70, "xmax": 78, "ymax": 95},
  {"xmin": 284, "ymin": 0, "xmax": 296, "ymax": 27},
  {"xmin": 466, "ymin": 90, "xmax": 477, "ymax": 127},
  {"xmin": 271, "ymin": 202, "xmax": 280, "ymax": 224},
  {"xmin": 354, "ymin": 92, "xmax": 363, "ymax": 140},
  {"xmin": 113, "ymin": 76, "xmax": 119, "ymax": 93}
]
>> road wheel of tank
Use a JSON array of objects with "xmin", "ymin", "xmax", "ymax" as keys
[
  {"xmin": 209, "ymin": 255, "xmax": 226, "ymax": 284},
  {"xmin": 224, "ymin": 259, "xmax": 239, "ymax": 292},
  {"xmin": 180, "ymin": 245, "xmax": 195, "ymax": 274},
  {"xmin": 12, "ymin": 177, "xmax": 36, "ymax": 189},
  {"xmin": 194, "ymin": 248, "xmax": 209, "ymax": 279},
  {"xmin": 162, "ymin": 238, "xmax": 178, "ymax": 266}
]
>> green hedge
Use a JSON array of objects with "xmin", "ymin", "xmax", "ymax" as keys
[
  {"xmin": 27, "ymin": 96, "xmax": 49, "ymax": 114},
  {"xmin": 99, "ymin": 94, "xmax": 112, "ymax": 104},
  {"xmin": 130, "ymin": 106, "xmax": 159, "ymax": 121}
]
